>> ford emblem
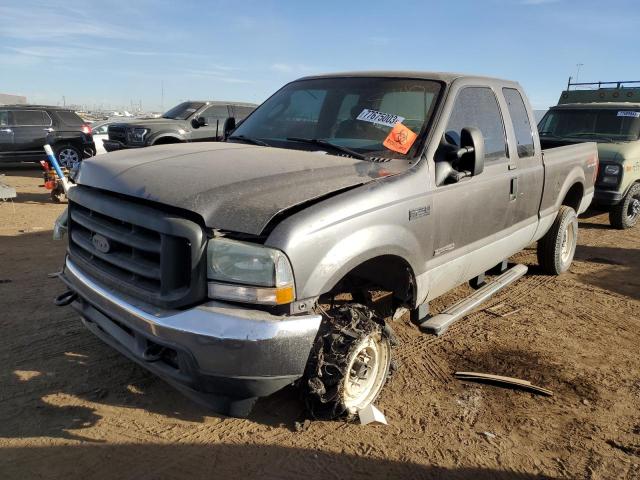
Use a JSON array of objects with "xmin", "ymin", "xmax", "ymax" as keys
[{"xmin": 92, "ymin": 233, "xmax": 111, "ymax": 253}]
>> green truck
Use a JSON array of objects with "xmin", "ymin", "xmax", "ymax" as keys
[{"xmin": 538, "ymin": 79, "xmax": 640, "ymax": 229}]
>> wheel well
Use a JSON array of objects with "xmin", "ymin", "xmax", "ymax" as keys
[
  {"xmin": 328, "ymin": 255, "xmax": 416, "ymax": 308},
  {"xmin": 562, "ymin": 182, "xmax": 584, "ymax": 212},
  {"xmin": 152, "ymin": 136, "xmax": 182, "ymax": 145}
]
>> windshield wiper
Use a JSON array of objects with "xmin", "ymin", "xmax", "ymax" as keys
[
  {"xmin": 538, "ymin": 131, "xmax": 563, "ymax": 139},
  {"xmin": 286, "ymin": 137, "xmax": 366, "ymax": 160},
  {"xmin": 567, "ymin": 133, "xmax": 614, "ymax": 143},
  {"xmin": 227, "ymin": 135, "xmax": 271, "ymax": 147}
]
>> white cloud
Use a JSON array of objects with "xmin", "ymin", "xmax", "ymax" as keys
[
  {"xmin": 0, "ymin": 5, "xmax": 138, "ymax": 41},
  {"xmin": 270, "ymin": 63, "xmax": 317, "ymax": 74}
]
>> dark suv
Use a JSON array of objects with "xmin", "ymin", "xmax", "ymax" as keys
[
  {"xmin": 104, "ymin": 101, "xmax": 256, "ymax": 152},
  {"xmin": 0, "ymin": 105, "xmax": 95, "ymax": 166}
]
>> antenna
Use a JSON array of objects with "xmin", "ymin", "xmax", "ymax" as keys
[
  {"xmin": 161, "ymin": 80, "xmax": 164, "ymax": 112},
  {"xmin": 575, "ymin": 63, "xmax": 584, "ymax": 83}
]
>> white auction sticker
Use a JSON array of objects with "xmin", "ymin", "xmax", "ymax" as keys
[
  {"xmin": 356, "ymin": 109, "xmax": 405, "ymax": 128},
  {"xmin": 617, "ymin": 111, "xmax": 640, "ymax": 118}
]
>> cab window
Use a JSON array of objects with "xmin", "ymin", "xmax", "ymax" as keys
[
  {"xmin": 200, "ymin": 105, "xmax": 230, "ymax": 129},
  {"xmin": 446, "ymin": 87, "xmax": 507, "ymax": 162}
]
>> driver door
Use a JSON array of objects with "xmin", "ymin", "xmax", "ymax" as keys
[
  {"xmin": 192, "ymin": 104, "xmax": 231, "ymax": 141},
  {"xmin": 427, "ymin": 86, "xmax": 514, "ymax": 298},
  {"xmin": 0, "ymin": 110, "xmax": 14, "ymax": 158}
]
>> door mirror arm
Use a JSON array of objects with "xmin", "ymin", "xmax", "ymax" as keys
[{"xmin": 460, "ymin": 127, "xmax": 485, "ymax": 176}]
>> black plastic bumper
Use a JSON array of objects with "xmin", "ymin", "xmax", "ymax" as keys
[
  {"xmin": 102, "ymin": 140, "xmax": 143, "ymax": 152},
  {"xmin": 593, "ymin": 189, "xmax": 623, "ymax": 206}
]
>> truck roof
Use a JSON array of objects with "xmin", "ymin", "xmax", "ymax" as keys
[
  {"xmin": 193, "ymin": 100, "xmax": 258, "ymax": 107},
  {"xmin": 550, "ymin": 102, "xmax": 640, "ymax": 110},
  {"xmin": 298, "ymin": 71, "xmax": 519, "ymax": 87},
  {"xmin": 557, "ymin": 79, "xmax": 640, "ymax": 105},
  {"xmin": 0, "ymin": 104, "xmax": 77, "ymax": 111}
]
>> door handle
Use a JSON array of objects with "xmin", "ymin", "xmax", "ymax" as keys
[
  {"xmin": 510, "ymin": 177, "xmax": 518, "ymax": 201},
  {"xmin": 43, "ymin": 128, "xmax": 54, "ymax": 132},
  {"xmin": 0, "ymin": 128, "xmax": 12, "ymax": 133}
]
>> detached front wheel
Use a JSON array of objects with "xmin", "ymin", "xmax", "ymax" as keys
[
  {"xmin": 609, "ymin": 183, "xmax": 640, "ymax": 230},
  {"xmin": 302, "ymin": 303, "xmax": 393, "ymax": 420},
  {"xmin": 537, "ymin": 205, "xmax": 578, "ymax": 275}
]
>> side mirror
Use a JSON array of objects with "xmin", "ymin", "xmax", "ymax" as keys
[
  {"xmin": 460, "ymin": 127, "xmax": 485, "ymax": 176},
  {"xmin": 222, "ymin": 117, "xmax": 236, "ymax": 140},
  {"xmin": 191, "ymin": 116, "xmax": 207, "ymax": 129}
]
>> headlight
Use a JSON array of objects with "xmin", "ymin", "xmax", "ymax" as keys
[
  {"xmin": 604, "ymin": 165, "xmax": 621, "ymax": 175},
  {"xmin": 128, "ymin": 128, "xmax": 148, "ymax": 143},
  {"xmin": 206, "ymin": 238, "xmax": 295, "ymax": 305}
]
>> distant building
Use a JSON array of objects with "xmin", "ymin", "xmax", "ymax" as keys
[{"xmin": 0, "ymin": 93, "xmax": 27, "ymax": 105}]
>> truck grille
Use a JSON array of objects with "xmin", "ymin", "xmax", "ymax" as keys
[
  {"xmin": 108, "ymin": 125, "xmax": 127, "ymax": 143},
  {"xmin": 67, "ymin": 186, "xmax": 206, "ymax": 308}
]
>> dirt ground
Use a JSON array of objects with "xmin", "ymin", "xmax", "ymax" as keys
[{"xmin": 1, "ymin": 167, "xmax": 639, "ymax": 480}]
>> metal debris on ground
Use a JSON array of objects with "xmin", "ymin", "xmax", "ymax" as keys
[
  {"xmin": 358, "ymin": 404, "xmax": 388, "ymax": 425},
  {"xmin": 484, "ymin": 303, "xmax": 521, "ymax": 318},
  {"xmin": 0, "ymin": 176, "xmax": 17, "ymax": 201},
  {"xmin": 454, "ymin": 371, "xmax": 553, "ymax": 396}
]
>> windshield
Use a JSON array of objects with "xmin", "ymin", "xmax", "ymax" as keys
[
  {"xmin": 162, "ymin": 102, "xmax": 205, "ymax": 120},
  {"xmin": 231, "ymin": 77, "xmax": 442, "ymax": 158},
  {"xmin": 539, "ymin": 108, "xmax": 640, "ymax": 142}
]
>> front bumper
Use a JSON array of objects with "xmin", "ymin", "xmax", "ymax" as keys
[
  {"xmin": 58, "ymin": 258, "xmax": 321, "ymax": 416},
  {"xmin": 103, "ymin": 140, "xmax": 144, "ymax": 152}
]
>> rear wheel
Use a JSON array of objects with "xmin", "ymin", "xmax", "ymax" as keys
[
  {"xmin": 537, "ymin": 205, "xmax": 578, "ymax": 275},
  {"xmin": 55, "ymin": 144, "xmax": 81, "ymax": 169},
  {"xmin": 609, "ymin": 183, "xmax": 640, "ymax": 230},
  {"xmin": 302, "ymin": 303, "xmax": 393, "ymax": 420}
]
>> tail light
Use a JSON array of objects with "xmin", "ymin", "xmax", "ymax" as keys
[{"xmin": 81, "ymin": 124, "xmax": 92, "ymax": 135}]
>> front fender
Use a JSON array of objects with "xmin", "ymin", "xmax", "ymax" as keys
[
  {"xmin": 298, "ymin": 223, "xmax": 422, "ymax": 301},
  {"xmin": 147, "ymin": 131, "xmax": 186, "ymax": 145}
]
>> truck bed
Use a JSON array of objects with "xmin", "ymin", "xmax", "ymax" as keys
[{"xmin": 539, "ymin": 142, "xmax": 597, "ymax": 218}]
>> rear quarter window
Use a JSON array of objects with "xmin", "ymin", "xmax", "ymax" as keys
[
  {"xmin": 54, "ymin": 110, "xmax": 84, "ymax": 126},
  {"xmin": 13, "ymin": 110, "xmax": 50, "ymax": 126},
  {"xmin": 503, "ymin": 88, "xmax": 535, "ymax": 158}
]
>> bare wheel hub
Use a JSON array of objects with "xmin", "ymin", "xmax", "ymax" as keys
[{"xmin": 343, "ymin": 333, "xmax": 389, "ymax": 413}]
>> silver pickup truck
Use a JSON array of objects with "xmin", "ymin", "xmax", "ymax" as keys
[{"xmin": 55, "ymin": 72, "xmax": 597, "ymax": 419}]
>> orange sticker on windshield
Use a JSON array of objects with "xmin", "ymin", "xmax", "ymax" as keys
[{"xmin": 383, "ymin": 123, "xmax": 417, "ymax": 154}]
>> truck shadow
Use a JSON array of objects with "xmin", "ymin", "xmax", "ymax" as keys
[
  {"xmin": 573, "ymin": 245, "xmax": 640, "ymax": 300},
  {"xmin": 0, "ymin": 443, "xmax": 552, "ymax": 480}
]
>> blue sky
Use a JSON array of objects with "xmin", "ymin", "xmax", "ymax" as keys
[{"xmin": 1, "ymin": 0, "xmax": 639, "ymax": 111}]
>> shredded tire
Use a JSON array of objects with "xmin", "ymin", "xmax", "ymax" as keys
[{"xmin": 302, "ymin": 303, "xmax": 395, "ymax": 420}]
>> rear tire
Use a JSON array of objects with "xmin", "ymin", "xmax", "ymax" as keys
[
  {"xmin": 609, "ymin": 183, "xmax": 640, "ymax": 230},
  {"xmin": 302, "ymin": 303, "xmax": 394, "ymax": 420},
  {"xmin": 537, "ymin": 205, "xmax": 578, "ymax": 275},
  {"xmin": 54, "ymin": 144, "xmax": 82, "ymax": 169}
]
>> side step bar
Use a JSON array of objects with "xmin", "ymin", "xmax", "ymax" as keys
[{"xmin": 420, "ymin": 264, "xmax": 528, "ymax": 336}]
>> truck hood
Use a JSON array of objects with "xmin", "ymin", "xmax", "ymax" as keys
[
  {"xmin": 597, "ymin": 142, "xmax": 640, "ymax": 164},
  {"xmin": 76, "ymin": 143, "xmax": 405, "ymax": 235}
]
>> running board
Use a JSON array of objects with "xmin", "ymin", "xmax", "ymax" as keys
[{"xmin": 420, "ymin": 264, "xmax": 528, "ymax": 336}]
